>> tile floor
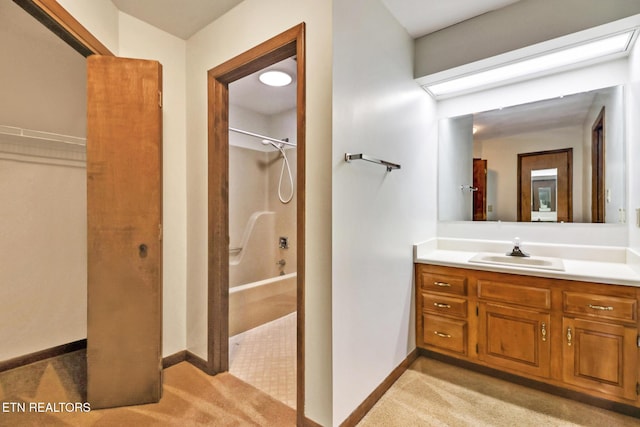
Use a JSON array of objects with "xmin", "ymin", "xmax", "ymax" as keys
[{"xmin": 229, "ymin": 312, "xmax": 297, "ymax": 409}]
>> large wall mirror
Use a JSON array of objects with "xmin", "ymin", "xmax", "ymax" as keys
[{"xmin": 438, "ymin": 85, "xmax": 625, "ymax": 224}]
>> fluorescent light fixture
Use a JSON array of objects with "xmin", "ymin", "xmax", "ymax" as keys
[
  {"xmin": 259, "ymin": 70, "xmax": 292, "ymax": 87},
  {"xmin": 424, "ymin": 31, "xmax": 634, "ymax": 98}
]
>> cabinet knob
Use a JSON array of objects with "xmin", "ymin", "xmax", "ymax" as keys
[
  {"xmin": 567, "ymin": 327, "xmax": 572, "ymax": 346},
  {"xmin": 433, "ymin": 302, "xmax": 451, "ymax": 309},
  {"xmin": 434, "ymin": 281, "xmax": 451, "ymax": 287},
  {"xmin": 541, "ymin": 322, "xmax": 547, "ymax": 342}
]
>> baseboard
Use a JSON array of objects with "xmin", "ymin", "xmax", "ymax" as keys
[
  {"xmin": 1, "ymin": 341, "xmax": 205, "ymax": 374},
  {"xmin": 304, "ymin": 416, "xmax": 325, "ymax": 427},
  {"xmin": 339, "ymin": 348, "xmax": 419, "ymax": 427},
  {"xmin": 0, "ymin": 339, "xmax": 87, "ymax": 373}
]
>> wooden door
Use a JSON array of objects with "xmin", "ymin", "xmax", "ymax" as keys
[
  {"xmin": 518, "ymin": 149, "xmax": 572, "ymax": 222},
  {"xmin": 86, "ymin": 55, "xmax": 163, "ymax": 409},
  {"xmin": 473, "ymin": 158, "xmax": 487, "ymax": 221},
  {"xmin": 591, "ymin": 108, "xmax": 605, "ymax": 223},
  {"xmin": 478, "ymin": 303, "xmax": 550, "ymax": 378},
  {"xmin": 563, "ymin": 317, "xmax": 637, "ymax": 400}
]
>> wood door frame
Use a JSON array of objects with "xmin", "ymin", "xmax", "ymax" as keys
[
  {"xmin": 14, "ymin": 0, "xmax": 113, "ymax": 57},
  {"xmin": 517, "ymin": 148, "xmax": 573, "ymax": 222},
  {"xmin": 206, "ymin": 24, "xmax": 306, "ymax": 421},
  {"xmin": 591, "ymin": 107, "xmax": 605, "ymax": 223}
]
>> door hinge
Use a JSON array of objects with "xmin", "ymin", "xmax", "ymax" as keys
[
  {"xmin": 476, "ymin": 305, "xmax": 479, "ymax": 316},
  {"xmin": 158, "ymin": 90, "xmax": 163, "ymax": 108},
  {"xmin": 158, "ymin": 223, "xmax": 163, "ymax": 241},
  {"xmin": 637, "ymin": 334, "xmax": 640, "ymax": 348},
  {"xmin": 476, "ymin": 343, "xmax": 479, "ymax": 353},
  {"xmin": 636, "ymin": 382, "xmax": 640, "ymax": 396}
]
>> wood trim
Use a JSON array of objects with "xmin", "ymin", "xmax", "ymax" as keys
[
  {"xmin": 0, "ymin": 339, "xmax": 87, "ymax": 373},
  {"xmin": 420, "ymin": 349, "xmax": 640, "ymax": 419},
  {"xmin": 162, "ymin": 350, "xmax": 187, "ymax": 369},
  {"xmin": 591, "ymin": 107, "xmax": 605, "ymax": 223},
  {"xmin": 13, "ymin": 0, "xmax": 113, "ymax": 57},
  {"xmin": 207, "ymin": 23, "xmax": 306, "ymax": 425},
  {"xmin": 304, "ymin": 416, "xmax": 325, "ymax": 427},
  {"xmin": 339, "ymin": 349, "xmax": 419, "ymax": 427}
]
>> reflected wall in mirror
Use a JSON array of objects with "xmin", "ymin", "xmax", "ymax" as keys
[{"xmin": 438, "ymin": 85, "xmax": 625, "ymax": 223}]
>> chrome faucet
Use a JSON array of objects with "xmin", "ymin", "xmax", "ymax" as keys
[{"xmin": 507, "ymin": 237, "xmax": 529, "ymax": 257}]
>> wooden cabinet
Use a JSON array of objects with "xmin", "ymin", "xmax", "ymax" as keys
[
  {"xmin": 479, "ymin": 303, "xmax": 550, "ymax": 378},
  {"xmin": 415, "ymin": 263, "xmax": 640, "ymax": 410},
  {"xmin": 562, "ymin": 290, "xmax": 638, "ymax": 401},
  {"xmin": 416, "ymin": 265, "xmax": 470, "ymax": 357}
]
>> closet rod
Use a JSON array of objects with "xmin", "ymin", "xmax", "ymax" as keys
[{"xmin": 229, "ymin": 127, "xmax": 296, "ymax": 147}]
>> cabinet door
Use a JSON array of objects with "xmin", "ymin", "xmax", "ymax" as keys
[
  {"xmin": 478, "ymin": 303, "xmax": 550, "ymax": 378},
  {"xmin": 563, "ymin": 317, "xmax": 637, "ymax": 400}
]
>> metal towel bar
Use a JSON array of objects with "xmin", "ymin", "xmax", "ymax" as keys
[{"xmin": 344, "ymin": 153, "xmax": 401, "ymax": 172}]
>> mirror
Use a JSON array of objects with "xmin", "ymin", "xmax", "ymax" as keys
[
  {"xmin": 531, "ymin": 168, "xmax": 557, "ymax": 222},
  {"xmin": 438, "ymin": 85, "xmax": 625, "ymax": 224}
]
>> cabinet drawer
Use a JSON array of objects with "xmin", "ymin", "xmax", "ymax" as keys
[
  {"xmin": 563, "ymin": 292, "xmax": 636, "ymax": 323},
  {"xmin": 422, "ymin": 293, "xmax": 467, "ymax": 318},
  {"xmin": 478, "ymin": 280, "xmax": 550, "ymax": 309},
  {"xmin": 419, "ymin": 270, "xmax": 467, "ymax": 296},
  {"xmin": 422, "ymin": 314, "xmax": 467, "ymax": 355}
]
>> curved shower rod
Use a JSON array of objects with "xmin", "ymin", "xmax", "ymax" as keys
[{"xmin": 229, "ymin": 127, "xmax": 296, "ymax": 147}]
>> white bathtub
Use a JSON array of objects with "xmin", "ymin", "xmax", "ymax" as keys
[{"xmin": 229, "ymin": 272, "xmax": 297, "ymax": 336}]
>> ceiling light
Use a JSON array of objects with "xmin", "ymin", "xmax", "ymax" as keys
[
  {"xmin": 424, "ymin": 31, "xmax": 634, "ymax": 98},
  {"xmin": 259, "ymin": 70, "xmax": 292, "ymax": 87}
]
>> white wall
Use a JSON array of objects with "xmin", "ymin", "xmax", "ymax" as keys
[
  {"xmin": 628, "ymin": 35, "xmax": 640, "ymax": 249},
  {"xmin": 0, "ymin": 153, "xmax": 86, "ymax": 361},
  {"xmin": 332, "ymin": 0, "xmax": 436, "ymax": 424},
  {"xmin": 184, "ymin": 1, "xmax": 333, "ymax": 424},
  {"xmin": 437, "ymin": 58, "xmax": 630, "ymax": 246},
  {"xmin": 117, "ymin": 12, "xmax": 188, "ymax": 358},
  {"xmin": 438, "ymin": 115, "xmax": 473, "ymax": 221},
  {"xmin": 57, "ymin": 0, "xmax": 119, "ymax": 54}
]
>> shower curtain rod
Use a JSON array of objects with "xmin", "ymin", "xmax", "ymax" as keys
[{"xmin": 229, "ymin": 127, "xmax": 296, "ymax": 147}]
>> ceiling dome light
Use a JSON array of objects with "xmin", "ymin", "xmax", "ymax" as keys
[{"xmin": 259, "ymin": 70, "xmax": 292, "ymax": 87}]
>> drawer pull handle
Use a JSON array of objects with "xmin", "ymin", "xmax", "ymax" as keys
[
  {"xmin": 434, "ymin": 331, "xmax": 452, "ymax": 338},
  {"xmin": 434, "ymin": 281, "xmax": 451, "ymax": 287},
  {"xmin": 433, "ymin": 302, "xmax": 451, "ymax": 309},
  {"xmin": 567, "ymin": 327, "xmax": 572, "ymax": 346},
  {"xmin": 588, "ymin": 304, "xmax": 613, "ymax": 311},
  {"xmin": 541, "ymin": 322, "xmax": 547, "ymax": 342}
]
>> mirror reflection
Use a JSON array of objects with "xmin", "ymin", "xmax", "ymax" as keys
[{"xmin": 438, "ymin": 85, "xmax": 625, "ymax": 224}]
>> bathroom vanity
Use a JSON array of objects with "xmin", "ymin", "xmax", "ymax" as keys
[{"xmin": 415, "ymin": 240, "xmax": 640, "ymax": 411}]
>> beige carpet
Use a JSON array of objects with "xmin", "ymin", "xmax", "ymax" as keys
[
  {"xmin": 358, "ymin": 357, "xmax": 640, "ymax": 426},
  {"xmin": 0, "ymin": 350, "xmax": 295, "ymax": 426}
]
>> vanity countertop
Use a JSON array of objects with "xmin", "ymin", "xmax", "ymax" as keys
[{"xmin": 414, "ymin": 239, "xmax": 640, "ymax": 287}]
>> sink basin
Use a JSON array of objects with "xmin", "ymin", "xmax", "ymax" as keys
[{"xmin": 468, "ymin": 253, "xmax": 565, "ymax": 271}]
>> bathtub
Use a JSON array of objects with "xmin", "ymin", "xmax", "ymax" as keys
[{"xmin": 229, "ymin": 272, "xmax": 297, "ymax": 336}]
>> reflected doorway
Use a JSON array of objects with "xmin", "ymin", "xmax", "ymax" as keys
[{"xmin": 518, "ymin": 148, "xmax": 573, "ymax": 222}]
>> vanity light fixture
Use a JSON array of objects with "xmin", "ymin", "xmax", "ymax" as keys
[
  {"xmin": 259, "ymin": 70, "xmax": 292, "ymax": 87},
  {"xmin": 423, "ymin": 30, "xmax": 635, "ymax": 99}
]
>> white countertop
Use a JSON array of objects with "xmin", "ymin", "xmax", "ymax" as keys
[{"xmin": 414, "ymin": 238, "xmax": 640, "ymax": 287}]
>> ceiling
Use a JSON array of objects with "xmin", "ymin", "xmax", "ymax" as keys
[
  {"xmin": 473, "ymin": 89, "xmax": 607, "ymax": 141},
  {"xmin": 110, "ymin": 0, "xmax": 522, "ymax": 40},
  {"xmin": 111, "ymin": 0, "xmax": 245, "ymax": 40}
]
